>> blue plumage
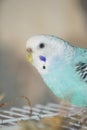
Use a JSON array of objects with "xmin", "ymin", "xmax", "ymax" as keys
[
  {"xmin": 26, "ymin": 35, "xmax": 87, "ymax": 107},
  {"xmin": 43, "ymin": 45, "xmax": 87, "ymax": 106}
]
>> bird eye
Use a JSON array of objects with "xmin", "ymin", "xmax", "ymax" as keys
[{"xmin": 39, "ymin": 43, "xmax": 45, "ymax": 48}]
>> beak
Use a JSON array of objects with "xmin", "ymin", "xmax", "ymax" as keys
[
  {"xmin": 26, "ymin": 48, "xmax": 33, "ymax": 64},
  {"xmin": 26, "ymin": 48, "xmax": 33, "ymax": 53}
]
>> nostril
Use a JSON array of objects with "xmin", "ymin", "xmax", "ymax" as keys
[{"xmin": 26, "ymin": 48, "xmax": 32, "ymax": 53}]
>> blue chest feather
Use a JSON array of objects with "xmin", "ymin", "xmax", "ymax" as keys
[{"xmin": 42, "ymin": 60, "xmax": 87, "ymax": 107}]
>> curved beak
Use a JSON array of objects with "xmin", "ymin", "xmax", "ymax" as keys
[{"xmin": 26, "ymin": 48, "xmax": 33, "ymax": 64}]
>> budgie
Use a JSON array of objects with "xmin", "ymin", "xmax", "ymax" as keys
[{"xmin": 26, "ymin": 35, "xmax": 87, "ymax": 107}]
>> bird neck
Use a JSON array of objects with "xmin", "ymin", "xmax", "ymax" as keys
[{"xmin": 63, "ymin": 42, "xmax": 76, "ymax": 64}]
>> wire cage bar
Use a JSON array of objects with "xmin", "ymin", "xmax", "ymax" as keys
[{"xmin": 0, "ymin": 103, "xmax": 87, "ymax": 129}]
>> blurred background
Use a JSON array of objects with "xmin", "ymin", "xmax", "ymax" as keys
[{"xmin": 0, "ymin": 0, "xmax": 87, "ymax": 108}]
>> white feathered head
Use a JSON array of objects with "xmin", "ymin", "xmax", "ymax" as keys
[{"xmin": 26, "ymin": 35, "xmax": 68, "ymax": 75}]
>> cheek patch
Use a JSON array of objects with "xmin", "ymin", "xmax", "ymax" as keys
[{"xmin": 39, "ymin": 55, "xmax": 46, "ymax": 62}]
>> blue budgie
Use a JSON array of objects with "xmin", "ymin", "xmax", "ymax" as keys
[{"xmin": 26, "ymin": 35, "xmax": 87, "ymax": 107}]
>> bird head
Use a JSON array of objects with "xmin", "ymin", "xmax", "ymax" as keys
[{"xmin": 26, "ymin": 35, "xmax": 67, "ymax": 75}]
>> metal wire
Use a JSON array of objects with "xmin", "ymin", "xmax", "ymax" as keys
[{"xmin": 0, "ymin": 103, "xmax": 87, "ymax": 129}]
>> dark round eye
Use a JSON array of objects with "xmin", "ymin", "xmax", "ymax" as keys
[{"xmin": 39, "ymin": 43, "xmax": 45, "ymax": 48}]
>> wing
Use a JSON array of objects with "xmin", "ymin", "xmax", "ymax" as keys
[
  {"xmin": 75, "ymin": 62, "xmax": 87, "ymax": 82},
  {"xmin": 74, "ymin": 46, "xmax": 87, "ymax": 82}
]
